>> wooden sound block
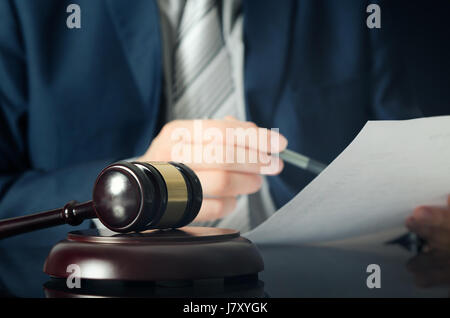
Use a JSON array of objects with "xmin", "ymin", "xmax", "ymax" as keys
[{"xmin": 44, "ymin": 227, "xmax": 264, "ymax": 282}]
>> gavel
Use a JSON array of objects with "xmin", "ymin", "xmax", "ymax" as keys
[{"xmin": 0, "ymin": 161, "xmax": 203, "ymax": 239}]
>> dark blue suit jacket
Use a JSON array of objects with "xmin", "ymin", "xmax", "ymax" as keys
[{"xmin": 0, "ymin": 0, "xmax": 448, "ymax": 245}]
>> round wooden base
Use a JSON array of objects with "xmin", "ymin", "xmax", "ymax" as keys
[
  {"xmin": 44, "ymin": 227, "xmax": 264, "ymax": 282},
  {"xmin": 43, "ymin": 275, "xmax": 265, "ymax": 298}
]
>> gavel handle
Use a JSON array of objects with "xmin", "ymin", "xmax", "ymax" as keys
[{"xmin": 0, "ymin": 201, "xmax": 96, "ymax": 239}]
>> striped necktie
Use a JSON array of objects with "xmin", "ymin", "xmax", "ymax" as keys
[{"xmin": 171, "ymin": 0, "xmax": 237, "ymax": 119}]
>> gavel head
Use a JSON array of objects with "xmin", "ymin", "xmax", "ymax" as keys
[{"xmin": 92, "ymin": 161, "xmax": 202, "ymax": 233}]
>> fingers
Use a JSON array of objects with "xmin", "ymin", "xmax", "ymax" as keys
[
  {"xmin": 409, "ymin": 206, "xmax": 450, "ymax": 229},
  {"xmin": 406, "ymin": 205, "xmax": 450, "ymax": 251},
  {"xmin": 187, "ymin": 156, "xmax": 284, "ymax": 175},
  {"xmin": 196, "ymin": 170, "xmax": 263, "ymax": 197},
  {"xmin": 164, "ymin": 119, "xmax": 288, "ymax": 153},
  {"xmin": 138, "ymin": 118, "xmax": 288, "ymax": 222},
  {"xmin": 150, "ymin": 134, "xmax": 285, "ymax": 175},
  {"xmin": 140, "ymin": 118, "xmax": 288, "ymax": 175},
  {"xmin": 192, "ymin": 170, "xmax": 262, "ymax": 222},
  {"xmin": 193, "ymin": 197, "xmax": 237, "ymax": 222}
]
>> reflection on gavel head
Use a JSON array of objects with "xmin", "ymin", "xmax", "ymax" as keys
[
  {"xmin": 93, "ymin": 161, "xmax": 203, "ymax": 232},
  {"xmin": 0, "ymin": 161, "xmax": 203, "ymax": 239}
]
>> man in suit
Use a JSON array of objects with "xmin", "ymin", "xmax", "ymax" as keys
[{"xmin": 0, "ymin": 0, "xmax": 449, "ymax": 249}]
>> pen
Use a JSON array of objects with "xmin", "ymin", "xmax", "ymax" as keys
[
  {"xmin": 407, "ymin": 232, "xmax": 426, "ymax": 254},
  {"xmin": 279, "ymin": 149, "xmax": 327, "ymax": 175}
]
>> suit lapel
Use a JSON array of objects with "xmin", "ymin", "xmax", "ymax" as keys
[
  {"xmin": 243, "ymin": 0, "xmax": 295, "ymax": 124},
  {"xmin": 106, "ymin": 0, "xmax": 162, "ymax": 110}
]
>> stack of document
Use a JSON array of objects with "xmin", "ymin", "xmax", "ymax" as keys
[{"xmin": 245, "ymin": 116, "xmax": 450, "ymax": 245}]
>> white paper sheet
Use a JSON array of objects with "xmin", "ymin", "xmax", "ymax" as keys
[{"xmin": 245, "ymin": 116, "xmax": 450, "ymax": 245}]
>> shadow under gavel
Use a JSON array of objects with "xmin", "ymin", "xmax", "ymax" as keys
[{"xmin": 0, "ymin": 161, "xmax": 202, "ymax": 239}]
